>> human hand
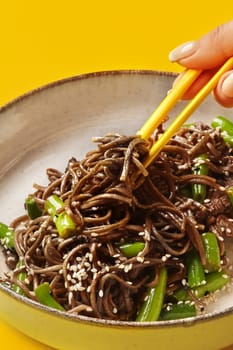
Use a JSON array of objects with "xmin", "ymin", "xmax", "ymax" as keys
[{"xmin": 169, "ymin": 20, "xmax": 233, "ymax": 108}]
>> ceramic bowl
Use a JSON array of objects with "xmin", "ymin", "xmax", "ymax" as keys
[{"xmin": 0, "ymin": 70, "xmax": 233, "ymax": 350}]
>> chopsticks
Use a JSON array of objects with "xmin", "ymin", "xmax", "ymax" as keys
[{"xmin": 138, "ymin": 57, "xmax": 233, "ymax": 168}]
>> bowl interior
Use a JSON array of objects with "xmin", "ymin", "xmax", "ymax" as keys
[{"xmin": 0, "ymin": 70, "xmax": 233, "ymax": 319}]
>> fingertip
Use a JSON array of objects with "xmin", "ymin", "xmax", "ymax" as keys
[{"xmin": 214, "ymin": 71, "xmax": 233, "ymax": 108}]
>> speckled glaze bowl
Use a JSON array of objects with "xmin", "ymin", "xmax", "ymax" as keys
[{"xmin": 0, "ymin": 71, "xmax": 233, "ymax": 350}]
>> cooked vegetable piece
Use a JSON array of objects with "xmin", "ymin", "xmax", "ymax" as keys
[
  {"xmin": 159, "ymin": 302, "xmax": 196, "ymax": 320},
  {"xmin": 211, "ymin": 116, "xmax": 233, "ymax": 146},
  {"xmin": 201, "ymin": 232, "xmax": 221, "ymax": 272},
  {"xmin": 192, "ymin": 154, "xmax": 208, "ymax": 203},
  {"xmin": 185, "ymin": 249, "xmax": 205, "ymax": 288},
  {"xmin": 55, "ymin": 211, "xmax": 77, "ymax": 238},
  {"xmin": 45, "ymin": 194, "xmax": 64, "ymax": 218},
  {"xmin": 35, "ymin": 282, "xmax": 65, "ymax": 311},
  {"xmin": 25, "ymin": 195, "xmax": 42, "ymax": 219},
  {"xmin": 45, "ymin": 195, "xmax": 76, "ymax": 238},
  {"xmin": 136, "ymin": 267, "xmax": 167, "ymax": 322},
  {"xmin": 227, "ymin": 186, "xmax": 233, "ymax": 206},
  {"xmin": 173, "ymin": 270, "xmax": 230, "ymax": 301},
  {"xmin": 119, "ymin": 242, "xmax": 145, "ymax": 258},
  {"xmin": 194, "ymin": 270, "xmax": 230, "ymax": 298},
  {"xmin": 0, "ymin": 222, "xmax": 15, "ymax": 249},
  {"xmin": 13, "ymin": 260, "xmax": 26, "ymax": 296}
]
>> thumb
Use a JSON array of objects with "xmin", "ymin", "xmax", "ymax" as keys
[{"xmin": 169, "ymin": 20, "xmax": 233, "ymax": 69}]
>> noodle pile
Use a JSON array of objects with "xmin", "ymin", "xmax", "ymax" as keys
[{"xmin": 2, "ymin": 121, "xmax": 233, "ymax": 320}]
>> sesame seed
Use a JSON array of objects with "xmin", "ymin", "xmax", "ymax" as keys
[
  {"xmin": 181, "ymin": 279, "xmax": 187, "ymax": 286},
  {"xmin": 144, "ymin": 230, "xmax": 151, "ymax": 241},
  {"xmin": 204, "ymin": 198, "xmax": 211, "ymax": 203},
  {"xmin": 136, "ymin": 256, "xmax": 144, "ymax": 263},
  {"xmin": 161, "ymin": 256, "xmax": 167, "ymax": 262},
  {"xmin": 99, "ymin": 290, "xmax": 104, "ymax": 298},
  {"xmin": 91, "ymin": 233, "xmax": 98, "ymax": 237},
  {"xmin": 71, "ymin": 265, "xmax": 78, "ymax": 272},
  {"xmin": 124, "ymin": 264, "xmax": 133, "ymax": 273},
  {"xmin": 113, "ymin": 307, "xmax": 118, "ymax": 314},
  {"xmin": 84, "ymin": 262, "xmax": 91, "ymax": 268},
  {"xmin": 77, "ymin": 285, "xmax": 86, "ymax": 292}
]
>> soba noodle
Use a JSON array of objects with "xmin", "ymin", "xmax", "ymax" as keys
[{"xmin": 1, "ymin": 121, "xmax": 233, "ymax": 321}]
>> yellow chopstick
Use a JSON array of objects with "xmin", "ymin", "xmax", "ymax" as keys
[
  {"xmin": 141, "ymin": 57, "xmax": 233, "ymax": 169},
  {"xmin": 138, "ymin": 69, "xmax": 202, "ymax": 140}
]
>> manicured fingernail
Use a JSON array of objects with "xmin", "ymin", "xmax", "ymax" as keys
[
  {"xmin": 169, "ymin": 41, "xmax": 197, "ymax": 62},
  {"xmin": 222, "ymin": 73, "xmax": 233, "ymax": 98}
]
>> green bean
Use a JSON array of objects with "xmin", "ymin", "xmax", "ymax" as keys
[
  {"xmin": 44, "ymin": 194, "xmax": 64, "ymax": 218},
  {"xmin": 159, "ymin": 302, "xmax": 196, "ymax": 320},
  {"xmin": 25, "ymin": 195, "xmax": 42, "ymax": 219},
  {"xmin": 172, "ymin": 287, "xmax": 189, "ymax": 301},
  {"xmin": 35, "ymin": 282, "xmax": 65, "ymax": 311},
  {"xmin": 0, "ymin": 222, "xmax": 15, "ymax": 249},
  {"xmin": 119, "ymin": 242, "xmax": 145, "ymax": 258},
  {"xmin": 201, "ymin": 232, "xmax": 221, "ymax": 272},
  {"xmin": 55, "ymin": 211, "xmax": 77, "ymax": 239},
  {"xmin": 45, "ymin": 195, "xmax": 76, "ymax": 238},
  {"xmin": 173, "ymin": 270, "xmax": 230, "ymax": 301},
  {"xmin": 227, "ymin": 186, "xmax": 233, "ymax": 206},
  {"xmin": 13, "ymin": 260, "xmax": 27, "ymax": 296},
  {"xmin": 185, "ymin": 249, "xmax": 205, "ymax": 288},
  {"xmin": 136, "ymin": 267, "xmax": 167, "ymax": 322},
  {"xmin": 192, "ymin": 154, "xmax": 208, "ymax": 203},
  {"xmin": 211, "ymin": 116, "xmax": 233, "ymax": 146},
  {"xmin": 194, "ymin": 270, "xmax": 230, "ymax": 298}
]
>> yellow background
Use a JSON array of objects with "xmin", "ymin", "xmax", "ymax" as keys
[{"xmin": 0, "ymin": 1, "xmax": 232, "ymax": 348}]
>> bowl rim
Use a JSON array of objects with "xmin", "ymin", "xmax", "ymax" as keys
[
  {"xmin": 0, "ymin": 69, "xmax": 177, "ymax": 111},
  {"xmin": 0, "ymin": 68, "xmax": 232, "ymax": 329},
  {"xmin": 1, "ymin": 281, "xmax": 233, "ymax": 329}
]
